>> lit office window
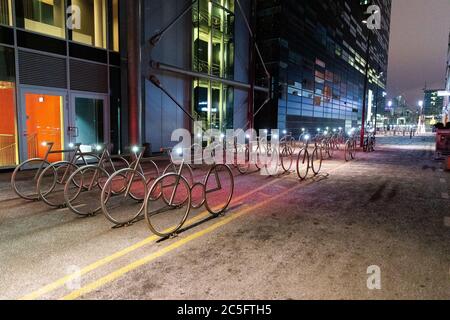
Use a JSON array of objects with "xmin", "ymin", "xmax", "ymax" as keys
[
  {"xmin": 71, "ymin": 0, "xmax": 107, "ymax": 49},
  {"xmin": 111, "ymin": 0, "xmax": 119, "ymax": 51},
  {"xmin": 0, "ymin": 0, "xmax": 13, "ymax": 26},
  {"xmin": 15, "ymin": 0, "xmax": 66, "ymax": 38},
  {"xmin": 0, "ymin": 46, "xmax": 18, "ymax": 167}
]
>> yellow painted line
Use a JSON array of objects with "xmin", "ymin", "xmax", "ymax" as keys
[
  {"xmin": 19, "ymin": 176, "xmax": 282, "ymax": 300},
  {"xmin": 61, "ymin": 183, "xmax": 304, "ymax": 300}
]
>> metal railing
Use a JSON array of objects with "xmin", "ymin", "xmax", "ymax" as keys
[{"xmin": 0, "ymin": 134, "xmax": 16, "ymax": 166}]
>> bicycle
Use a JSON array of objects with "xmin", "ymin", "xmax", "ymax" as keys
[
  {"xmin": 296, "ymin": 134, "xmax": 323, "ymax": 180},
  {"xmin": 11, "ymin": 142, "xmax": 95, "ymax": 201},
  {"xmin": 363, "ymin": 132, "xmax": 376, "ymax": 152},
  {"xmin": 99, "ymin": 146, "xmax": 160, "ymax": 226},
  {"xmin": 144, "ymin": 147, "xmax": 234, "ymax": 238},
  {"xmin": 344, "ymin": 132, "xmax": 358, "ymax": 161}
]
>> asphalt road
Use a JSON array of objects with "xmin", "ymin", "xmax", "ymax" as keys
[{"xmin": 0, "ymin": 134, "xmax": 449, "ymax": 300}]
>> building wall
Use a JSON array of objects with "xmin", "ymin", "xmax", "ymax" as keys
[
  {"xmin": 144, "ymin": 0, "xmax": 251, "ymax": 152},
  {"xmin": 144, "ymin": 0, "xmax": 191, "ymax": 153}
]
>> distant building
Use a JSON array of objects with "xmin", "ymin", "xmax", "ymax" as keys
[
  {"xmin": 443, "ymin": 31, "xmax": 450, "ymax": 125},
  {"xmin": 254, "ymin": 0, "xmax": 392, "ymax": 134},
  {"xmin": 423, "ymin": 89, "xmax": 445, "ymax": 120}
]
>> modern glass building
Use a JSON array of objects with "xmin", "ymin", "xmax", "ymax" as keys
[
  {"xmin": 254, "ymin": 0, "xmax": 391, "ymax": 135},
  {"xmin": 423, "ymin": 89, "xmax": 445, "ymax": 118},
  {"xmin": 0, "ymin": 0, "xmax": 124, "ymax": 169}
]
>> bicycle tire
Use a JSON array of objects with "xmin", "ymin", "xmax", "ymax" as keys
[
  {"xmin": 11, "ymin": 158, "xmax": 50, "ymax": 200},
  {"xmin": 37, "ymin": 161, "xmax": 79, "ymax": 208},
  {"xmin": 204, "ymin": 164, "xmax": 234, "ymax": 215},
  {"xmin": 296, "ymin": 148, "xmax": 309, "ymax": 180},
  {"xmin": 101, "ymin": 168, "xmax": 147, "ymax": 225},
  {"xmin": 145, "ymin": 173, "xmax": 191, "ymax": 237},
  {"xmin": 64, "ymin": 165, "xmax": 110, "ymax": 216}
]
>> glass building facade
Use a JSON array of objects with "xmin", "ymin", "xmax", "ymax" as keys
[
  {"xmin": 192, "ymin": 0, "xmax": 235, "ymax": 131},
  {"xmin": 254, "ymin": 0, "xmax": 391, "ymax": 135},
  {"xmin": 0, "ymin": 0, "xmax": 123, "ymax": 169}
]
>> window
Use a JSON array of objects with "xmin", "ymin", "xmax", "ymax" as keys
[
  {"xmin": 110, "ymin": 0, "xmax": 119, "ymax": 51},
  {"xmin": 71, "ymin": 0, "xmax": 107, "ymax": 48},
  {"xmin": 0, "ymin": 46, "xmax": 18, "ymax": 167},
  {"xmin": 0, "ymin": 0, "xmax": 13, "ymax": 26},
  {"xmin": 16, "ymin": 0, "xmax": 66, "ymax": 38}
]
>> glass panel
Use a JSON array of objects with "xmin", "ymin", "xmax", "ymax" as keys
[
  {"xmin": 71, "ymin": 0, "xmax": 107, "ymax": 48},
  {"xmin": 192, "ymin": 0, "xmax": 234, "ymax": 131},
  {"xmin": 25, "ymin": 93, "xmax": 64, "ymax": 162},
  {"xmin": 74, "ymin": 97, "xmax": 104, "ymax": 151},
  {"xmin": 111, "ymin": 0, "xmax": 119, "ymax": 51},
  {"xmin": 0, "ymin": 0, "xmax": 13, "ymax": 26},
  {"xmin": 16, "ymin": 0, "xmax": 65, "ymax": 38},
  {"xmin": 0, "ymin": 46, "xmax": 17, "ymax": 167}
]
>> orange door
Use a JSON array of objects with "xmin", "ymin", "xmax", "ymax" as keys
[{"xmin": 25, "ymin": 93, "xmax": 64, "ymax": 162}]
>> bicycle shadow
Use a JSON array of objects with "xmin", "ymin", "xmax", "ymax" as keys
[{"xmin": 156, "ymin": 202, "xmax": 246, "ymax": 243}]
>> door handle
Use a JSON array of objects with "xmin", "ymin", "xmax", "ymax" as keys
[{"xmin": 68, "ymin": 126, "xmax": 79, "ymax": 137}]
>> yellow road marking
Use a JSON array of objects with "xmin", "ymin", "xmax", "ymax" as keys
[
  {"xmin": 19, "ymin": 175, "xmax": 282, "ymax": 300},
  {"xmin": 61, "ymin": 183, "xmax": 303, "ymax": 300}
]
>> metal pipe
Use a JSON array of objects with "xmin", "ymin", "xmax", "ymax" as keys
[
  {"xmin": 149, "ymin": 0, "xmax": 196, "ymax": 46},
  {"xmin": 151, "ymin": 60, "xmax": 269, "ymax": 93}
]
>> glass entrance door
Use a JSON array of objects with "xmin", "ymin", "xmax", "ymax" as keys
[
  {"xmin": 21, "ymin": 91, "xmax": 65, "ymax": 162},
  {"xmin": 71, "ymin": 94, "xmax": 108, "ymax": 152}
]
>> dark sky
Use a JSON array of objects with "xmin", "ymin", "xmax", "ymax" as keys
[{"xmin": 386, "ymin": 0, "xmax": 450, "ymax": 106}]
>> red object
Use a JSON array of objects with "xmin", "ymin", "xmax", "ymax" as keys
[
  {"xmin": 127, "ymin": 1, "xmax": 140, "ymax": 145},
  {"xmin": 436, "ymin": 129, "xmax": 450, "ymax": 155}
]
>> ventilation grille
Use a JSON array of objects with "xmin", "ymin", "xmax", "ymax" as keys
[
  {"xmin": 70, "ymin": 59, "xmax": 108, "ymax": 93},
  {"xmin": 19, "ymin": 51, "xmax": 67, "ymax": 88}
]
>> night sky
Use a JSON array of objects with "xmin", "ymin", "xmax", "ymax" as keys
[{"xmin": 386, "ymin": 0, "xmax": 450, "ymax": 107}]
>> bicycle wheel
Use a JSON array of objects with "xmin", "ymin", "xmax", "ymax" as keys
[
  {"xmin": 163, "ymin": 163, "xmax": 194, "ymax": 187},
  {"xmin": 296, "ymin": 148, "xmax": 309, "ymax": 180},
  {"xmin": 145, "ymin": 173, "xmax": 191, "ymax": 237},
  {"xmin": 311, "ymin": 147, "xmax": 323, "ymax": 175},
  {"xmin": 102, "ymin": 156, "xmax": 129, "ymax": 175},
  {"xmin": 37, "ymin": 161, "xmax": 79, "ymax": 208},
  {"xmin": 262, "ymin": 148, "xmax": 279, "ymax": 176},
  {"xmin": 351, "ymin": 141, "xmax": 357, "ymax": 159},
  {"xmin": 131, "ymin": 158, "xmax": 160, "ymax": 191},
  {"xmin": 327, "ymin": 142, "xmax": 334, "ymax": 158},
  {"xmin": 11, "ymin": 159, "xmax": 50, "ymax": 200},
  {"xmin": 236, "ymin": 145, "xmax": 250, "ymax": 174},
  {"xmin": 204, "ymin": 164, "xmax": 234, "ymax": 215},
  {"xmin": 101, "ymin": 168, "xmax": 147, "ymax": 225},
  {"xmin": 344, "ymin": 141, "xmax": 351, "ymax": 162},
  {"xmin": 280, "ymin": 146, "xmax": 293, "ymax": 172},
  {"xmin": 65, "ymin": 165, "xmax": 110, "ymax": 216}
]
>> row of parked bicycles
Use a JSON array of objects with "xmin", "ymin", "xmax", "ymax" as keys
[{"xmin": 10, "ymin": 128, "xmax": 362, "ymax": 238}]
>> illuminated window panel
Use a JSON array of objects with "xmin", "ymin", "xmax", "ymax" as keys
[
  {"xmin": 111, "ymin": 0, "xmax": 119, "ymax": 51},
  {"xmin": 192, "ymin": 0, "xmax": 235, "ymax": 131},
  {"xmin": 71, "ymin": 0, "xmax": 107, "ymax": 49},
  {"xmin": 0, "ymin": 0, "xmax": 13, "ymax": 26},
  {"xmin": 0, "ymin": 46, "xmax": 18, "ymax": 167},
  {"xmin": 16, "ymin": 0, "xmax": 65, "ymax": 39}
]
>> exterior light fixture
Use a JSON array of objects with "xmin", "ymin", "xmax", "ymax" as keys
[
  {"xmin": 132, "ymin": 146, "xmax": 139, "ymax": 153},
  {"xmin": 68, "ymin": 143, "xmax": 74, "ymax": 148}
]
